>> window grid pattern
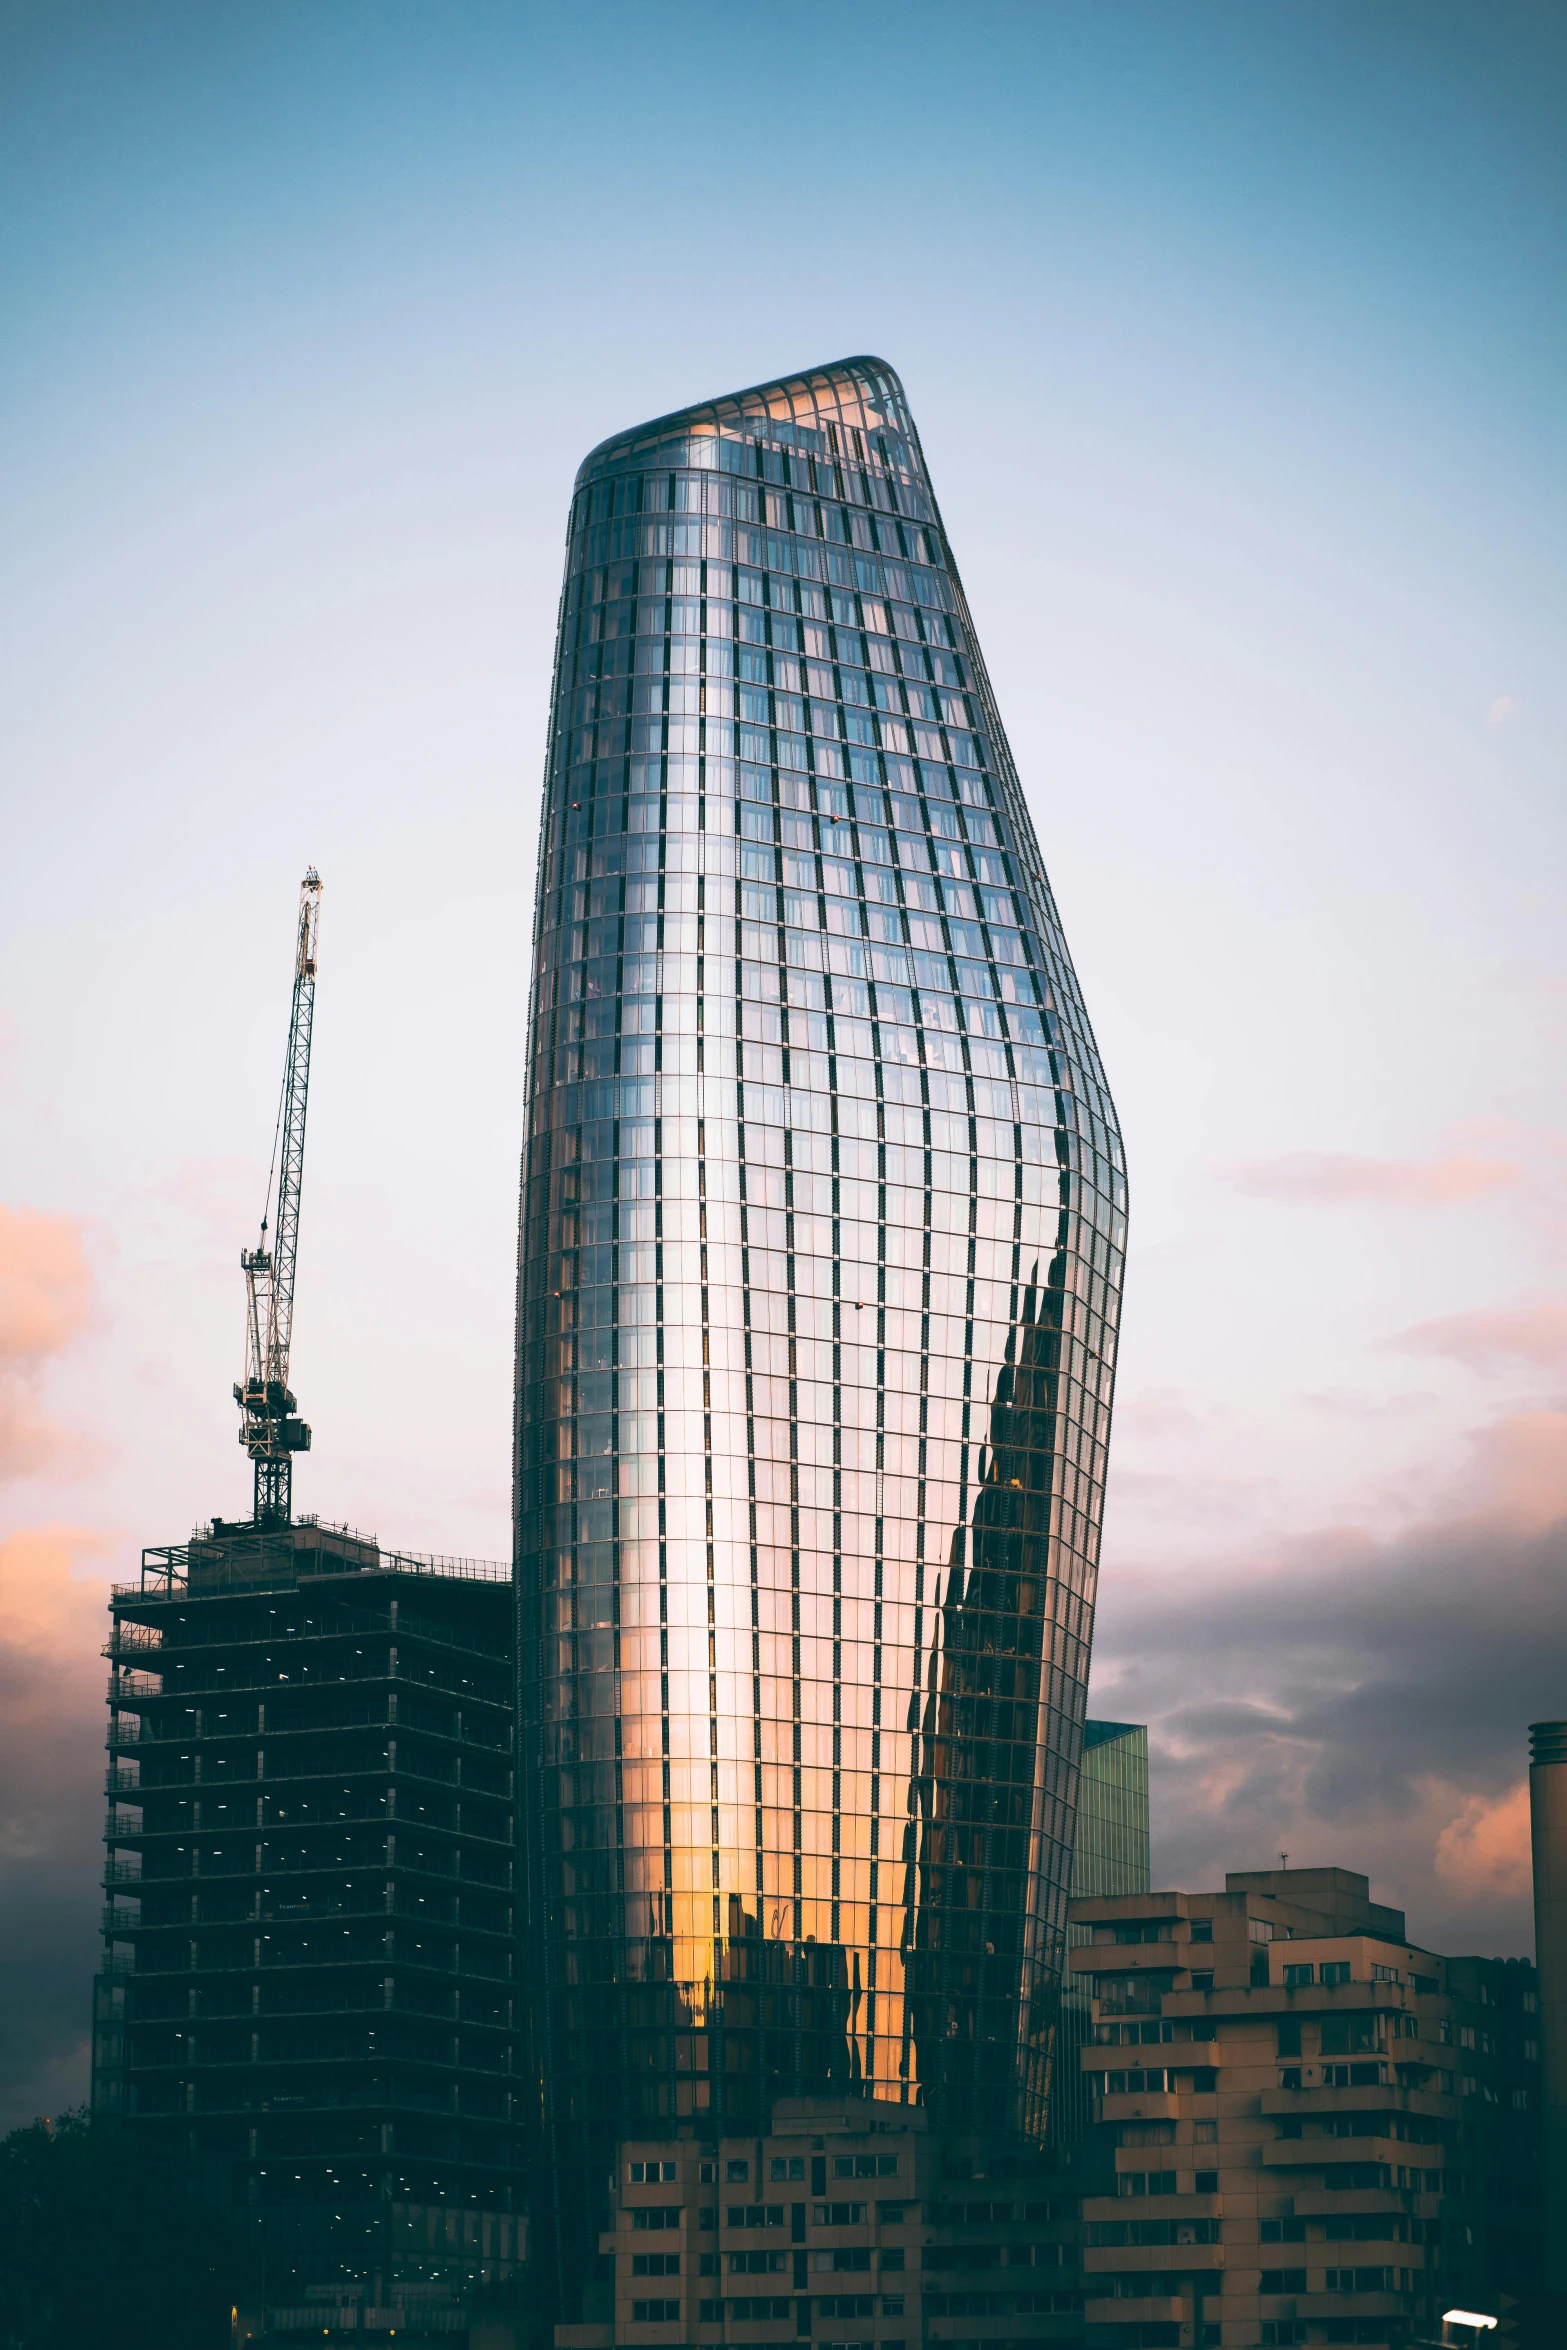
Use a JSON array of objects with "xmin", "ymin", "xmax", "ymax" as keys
[{"xmin": 515, "ymin": 357, "xmax": 1125, "ymax": 2232}]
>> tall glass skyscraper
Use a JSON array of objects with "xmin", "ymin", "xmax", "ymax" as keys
[{"xmin": 514, "ymin": 358, "xmax": 1125, "ymax": 2275}]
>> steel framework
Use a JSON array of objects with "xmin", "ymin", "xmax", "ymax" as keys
[{"xmin": 236, "ymin": 868, "xmax": 322, "ymax": 1522}]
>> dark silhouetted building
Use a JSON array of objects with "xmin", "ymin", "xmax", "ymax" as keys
[{"xmin": 95, "ymin": 1515, "xmax": 524, "ymax": 2346}]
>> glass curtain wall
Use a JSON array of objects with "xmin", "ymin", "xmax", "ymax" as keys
[
  {"xmin": 514, "ymin": 358, "xmax": 1126, "ymax": 2274},
  {"xmin": 1054, "ymin": 1718, "xmax": 1152, "ymax": 2145}
]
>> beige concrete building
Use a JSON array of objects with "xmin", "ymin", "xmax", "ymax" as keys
[
  {"xmin": 554, "ymin": 2096, "xmax": 1096, "ymax": 2350},
  {"xmin": 1068, "ymin": 1866, "xmax": 1542, "ymax": 2349}
]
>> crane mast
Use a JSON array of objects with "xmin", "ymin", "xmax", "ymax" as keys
[{"xmin": 236, "ymin": 868, "xmax": 322, "ymax": 1524}]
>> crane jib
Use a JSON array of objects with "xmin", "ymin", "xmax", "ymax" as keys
[{"xmin": 238, "ymin": 868, "xmax": 322, "ymax": 1525}]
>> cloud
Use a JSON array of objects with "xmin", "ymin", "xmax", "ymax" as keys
[
  {"xmin": 1113, "ymin": 1390, "xmax": 1204, "ymax": 1442},
  {"xmin": 1223, "ymin": 1148, "xmax": 1523, "ymax": 1208},
  {"xmin": 0, "ymin": 1204, "xmax": 98, "ymax": 1479},
  {"xmin": 1391, "ymin": 1297, "xmax": 1567, "ymax": 1373},
  {"xmin": 0, "ymin": 1527, "xmax": 116, "ymax": 2129},
  {"xmin": 1432, "ymin": 1778, "xmax": 1532, "ymax": 1902},
  {"xmin": 1488, "ymin": 694, "xmax": 1518, "ymax": 725},
  {"xmin": 1091, "ymin": 1406, "xmax": 1565, "ymax": 1957}
]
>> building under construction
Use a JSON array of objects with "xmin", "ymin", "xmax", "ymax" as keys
[
  {"xmin": 91, "ymin": 873, "xmax": 527, "ymax": 2346},
  {"xmin": 94, "ymin": 1517, "xmax": 523, "ymax": 2341}
]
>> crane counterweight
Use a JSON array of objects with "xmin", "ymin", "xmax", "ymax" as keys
[{"xmin": 237, "ymin": 867, "xmax": 322, "ymax": 1524}]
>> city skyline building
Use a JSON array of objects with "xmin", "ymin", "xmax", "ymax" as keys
[
  {"xmin": 95, "ymin": 1515, "xmax": 524, "ymax": 2347},
  {"xmin": 1069, "ymin": 1866, "xmax": 1544, "ymax": 2348},
  {"xmin": 1055, "ymin": 1721, "xmax": 1153, "ymax": 2149},
  {"xmin": 513, "ymin": 357, "xmax": 1127, "ymax": 2292}
]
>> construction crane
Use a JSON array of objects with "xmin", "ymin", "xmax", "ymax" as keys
[{"xmin": 235, "ymin": 868, "xmax": 322, "ymax": 1524}]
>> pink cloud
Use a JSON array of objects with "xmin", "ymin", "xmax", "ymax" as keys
[
  {"xmin": 0, "ymin": 1205, "xmax": 99, "ymax": 1480},
  {"xmin": 1459, "ymin": 1407, "xmax": 1567, "ymax": 1534},
  {"xmin": 0, "ymin": 1526, "xmax": 115, "ymax": 1861},
  {"xmin": 1432, "ymin": 1778, "xmax": 1532, "ymax": 1902},
  {"xmin": 1224, "ymin": 1149, "xmax": 1524, "ymax": 1208},
  {"xmin": 1392, "ymin": 1297, "xmax": 1567, "ymax": 1372}
]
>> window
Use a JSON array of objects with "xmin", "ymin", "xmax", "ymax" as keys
[
  {"xmin": 630, "ymin": 2161, "xmax": 678, "ymax": 2183},
  {"xmin": 1283, "ymin": 1964, "xmax": 1314, "ymax": 1989},
  {"xmin": 1194, "ymin": 2170, "xmax": 1219, "ymax": 2194},
  {"xmin": 1277, "ymin": 2020, "xmax": 1302, "ymax": 2058},
  {"xmin": 1321, "ymin": 2017, "xmax": 1379, "ymax": 2056},
  {"xmin": 1119, "ymin": 2171, "xmax": 1177, "ymax": 2197},
  {"xmin": 1261, "ymin": 2219, "xmax": 1307, "ymax": 2243},
  {"xmin": 771, "ymin": 2156, "xmax": 806, "ymax": 2181},
  {"xmin": 1194, "ymin": 2121, "xmax": 1217, "ymax": 2144},
  {"xmin": 1262, "ymin": 2326, "xmax": 1307, "ymax": 2347},
  {"xmin": 631, "ymin": 2300, "xmax": 679, "ymax": 2323},
  {"xmin": 813, "ymin": 2203, "xmax": 865, "ymax": 2227},
  {"xmin": 1189, "ymin": 1919, "xmax": 1213, "ymax": 1943},
  {"xmin": 699, "ymin": 2161, "xmax": 715, "ymax": 2183},
  {"xmin": 631, "ymin": 2208, "xmax": 682, "ymax": 2231},
  {"xmin": 1085, "ymin": 2219, "xmax": 1221, "ymax": 2248},
  {"xmin": 632, "ymin": 2254, "xmax": 680, "ymax": 2277},
  {"xmin": 1190, "ymin": 1971, "xmax": 1214, "ymax": 1992},
  {"xmin": 1459, "ymin": 2025, "xmax": 1476, "ymax": 2050},
  {"xmin": 1372, "ymin": 1963, "xmax": 1399, "ymax": 1983},
  {"xmin": 728, "ymin": 2204, "xmax": 784, "ymax": 2228},
  {"xmin": 1261, "ymin": 2269, "xmax": 1307, "ymax": 2292},
  {"xmin": 1320, "ymin": 1962, "xmax": 1350, "ymax": 1987},
  {"xmin": 726, "ymin": 2160, "xmax": 749, "ymax": 2182},
  {"xmin": 729, "ymin": 2250, "xmax": 786, "ymax": 2275},
  {"xmin": 834, "ymin": 2153, "xmax": 898, "ymax": 2177},
  {"xmin": 1249, "ymin": 1919, "xmax": 1274, "ymax": 1943}
]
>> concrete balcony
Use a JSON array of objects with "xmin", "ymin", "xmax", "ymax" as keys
[
  {"xmin": 1298, "ymin": 2289, "xmax": 1403, "ymax": 2320},
  {"xmin": 1096, "ymin": 2090, "xmax": 1182, "ymax": 2123},
  {"xmin": 1083, "ymin": 2247, "xmax": 1223, "ymax": 2276},
  {"xmin": 1083, "ymin": 2195, "xmax": 1220, "ymax": 2224},
  {"xmin": 1068, "ymin": 1942, "xmax": 1185, "ymax": 1978},
  {"xmin": 1261, "ymin": 2137, "xmax": 1401, "ymax": 2171},
  {"xmin": 1083, "ymin": 2295, "xmax": 1184, "ymax": 2325},
  {"xmin": 1260, "ymin": 2081, "xmax": 1454, "ymax": 2121},
  {"xmin": 1083, "ymin": 2040, "xmax": 1223, "ymax": 2073}
]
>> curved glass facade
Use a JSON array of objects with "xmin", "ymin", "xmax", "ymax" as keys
[{"xmin": 515, "ymin": 358, "xmax": 1125, "ymax": 2259}]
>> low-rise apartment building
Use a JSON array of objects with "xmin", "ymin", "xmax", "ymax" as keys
[
  {"xmin": 555, "ymin": 2097, "xmax": 1104, "ymax": 2350},
  {"xmin": 1067, "ymin": 1866, "xmax": 1542, "ymax": 2350}
]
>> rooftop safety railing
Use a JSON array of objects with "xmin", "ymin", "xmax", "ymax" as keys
[{"xmin": 115, "ymin": 1515, "xmax": 509, "ymax": 1596}]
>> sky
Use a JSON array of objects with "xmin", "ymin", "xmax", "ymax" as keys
[{"xmin": 1, "ymin": 0, "xmax": 1563, "ymax": 2131}]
